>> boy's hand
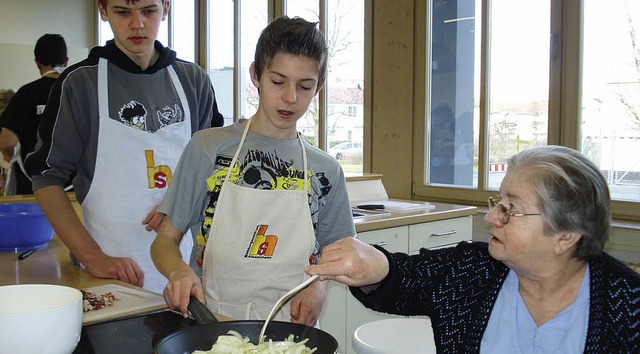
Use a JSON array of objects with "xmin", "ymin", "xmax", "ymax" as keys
[
  {"xmin": 289, "ymin": 279, "xmax": 325, "ymax": 326},
  {"xmin": 85, "ymin": 254, "xmax": 145, "ymax": 287},
  {"xmin": 163, "ymin": 268, "xmax": 204, "ymax": 318},
  {"xmin": 142, "ymin": 206, "xmax": 165, "ymax": 232}
]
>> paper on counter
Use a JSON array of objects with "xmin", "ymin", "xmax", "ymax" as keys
[
  {"xmin": 346, "ymin": 179, "xmax": 389, "ymax": 204},
  {"xmin": 346, "ymin": 179, "xmax": 434, "ymax": 211}
]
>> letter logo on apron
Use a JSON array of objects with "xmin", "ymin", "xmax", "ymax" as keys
[
  {"xmin": 245, "ymin": 224, "xmax": 278, "ymax": 258},
  {"xmin": 145, "ymin": 150, "xmax": 172, "ymax": 188}
]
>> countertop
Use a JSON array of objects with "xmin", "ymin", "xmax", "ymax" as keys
[
  {"xmin": 353, "ymin": 201, "xmax": 477, "ymax": 233},
  {"xmin": 0, "ymin": 235, "xmax": 118, "ymax": 289}
]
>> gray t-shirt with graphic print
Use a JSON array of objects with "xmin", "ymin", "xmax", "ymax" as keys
[{"xmin": 159, "ymin": 121, "xmax": 356, "ymax": 275}]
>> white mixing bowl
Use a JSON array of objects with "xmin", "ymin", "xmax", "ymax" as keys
[{"xmin": 0, "ymin": 284, "xmax": 83, "ymax": 354}]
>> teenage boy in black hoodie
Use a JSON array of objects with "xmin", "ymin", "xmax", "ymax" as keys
[{"xmin": 26, "ymin": 0, "xmax": 223, "ymax": 293}]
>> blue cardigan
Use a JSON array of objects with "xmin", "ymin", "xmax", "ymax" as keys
[{"xmin": 350, "ymin": 241, "xmax": 640, "ymax": 353}]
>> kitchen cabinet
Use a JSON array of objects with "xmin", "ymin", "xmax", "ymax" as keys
[
  {"xmin": 408, "ymin": 216, "xmax": 473, "ymax": 254},
  {"xmin": 319, "ymin": 215, "xmax": 473, "ymax": 354}
]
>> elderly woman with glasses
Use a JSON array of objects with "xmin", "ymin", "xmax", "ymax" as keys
[{"xmin": 306, "ymin": 145, "xmax": 640, "ymax": 353}]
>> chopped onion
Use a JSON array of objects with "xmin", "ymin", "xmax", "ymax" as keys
[{"xmin": 192, "ymin": 330, "xmax": 317, "ymax": 354}]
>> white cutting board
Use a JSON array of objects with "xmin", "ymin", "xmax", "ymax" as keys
[{"xmin": 82, "ymin": 284, "xmax": 168, "ymax": 325}]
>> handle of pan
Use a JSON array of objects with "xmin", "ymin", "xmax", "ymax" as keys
[{"xmin": 187, "ymin": 297, "xmax": 220, "ymax": 325}]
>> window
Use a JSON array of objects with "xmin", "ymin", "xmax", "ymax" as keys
[
  {"xmin": 425, "ymin": 0, "xmax": 479, "ymax": 187},
  {"xmin": 171, "ymin": 0, "xmax": 195, "ymax": 63},
  {"xmin": 325, "ymin": 0, "xmax": 365, "ymax": 174},
  {"xmin": 206, "ymin": 0, "xmax": 234, "ymax": 125},
  {"xmin": 286, "ymin": 0, "xmax": 365, "ymax": 173},
  {"xmin": 414, "ymin": 0, "xmax": 640, "ymax": 221},
  {"xmin": 486, "ymin": 0, "xmax": 550, "ymax": 189},
  {"xmin": 582, "ymin": 1, "xmax": 640, "ymax": 206},
  {"xmin": 420, "ymin": 0, "xmax": 549, "ymax": 189},
  {"xmin": 205, "ymin": 0, "xmax": 268, "ymax": 127},
  {"xmin": 285, "ymin": 2, "xmax": 321, "ymax": 146}
]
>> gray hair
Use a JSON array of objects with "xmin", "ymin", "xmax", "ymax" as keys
[{"xmin": 506, "ymin": 145, "xmax": 611, "ymax": 260}]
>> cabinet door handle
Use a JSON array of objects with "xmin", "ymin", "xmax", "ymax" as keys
[
  {"xmin": 431, "ymin": 230, "xmax": 457, "ymax": 237},
  {"xmin": 374, "ymin": 241, "xmax": 388, "ymax": 248}
]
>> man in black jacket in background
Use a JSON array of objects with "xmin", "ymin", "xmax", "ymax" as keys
[{"xmin": 0, "ymin": 34, "xmax": 68, "ymax": 195}]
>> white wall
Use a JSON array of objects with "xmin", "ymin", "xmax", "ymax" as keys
[{"xmin": 0, "ymin": 0, "xmax": 95, "ymax": 90}]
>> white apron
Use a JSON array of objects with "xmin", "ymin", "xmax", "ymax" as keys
[
  {"xmin": 81, "ymin": 58, "xmax": 193, "ymax": 293},
  {"xmin": 202, "ymin": 118, "xmax": 316, "ymax": 321},
  {"xmin": 1, "ymin": 144, "xmax": 17, "ymax": 196}
]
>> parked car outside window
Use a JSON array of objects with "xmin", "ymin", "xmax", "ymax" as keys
[{"xmin": 328, "ymin": 141, "xmax": 363, "ymax": 161}]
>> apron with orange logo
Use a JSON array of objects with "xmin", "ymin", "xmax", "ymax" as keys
[
  {"xmin": 81, "ymin": 58, "xmax": 193, "ymax": 294},
  {"xmin": 202, "ymin": 118, "xmax": 315, "ymax": 321}
]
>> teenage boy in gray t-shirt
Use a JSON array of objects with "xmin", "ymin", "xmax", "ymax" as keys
[{"xmin": 152, "ymin": 16, "xmax": 356, "ymax": 326}]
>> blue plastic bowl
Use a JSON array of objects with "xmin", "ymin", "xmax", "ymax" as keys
[{"xmin": 0, "ymin": 203, "xmax": 53, "ymax": 252}]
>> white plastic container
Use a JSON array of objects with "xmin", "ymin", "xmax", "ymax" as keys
[
  {"xmin": 0, "ymin": 284, "xmax": 83, "ymax": 354},
  {"xmin": 352, "ymin": 318, "xmax": 437, "ymax": 354}
]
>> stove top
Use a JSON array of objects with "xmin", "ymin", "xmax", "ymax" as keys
[{"xmin": 74, "ymin": 309, "xmax": 197, "ymax": 354}]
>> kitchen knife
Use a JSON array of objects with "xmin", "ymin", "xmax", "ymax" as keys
[{"xmin": 357, "ymin": 204, "xmax": 385, "ymax": 210}]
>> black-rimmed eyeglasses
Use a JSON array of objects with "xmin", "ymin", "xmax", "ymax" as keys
[{"xmin": 488, "ymin": 196, "xmax": 541, "ymax": 225}]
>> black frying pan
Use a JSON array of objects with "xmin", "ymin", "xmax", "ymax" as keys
[{"xmin": 155, "ymin": 298, "xmax": 338, "ymax": 354}]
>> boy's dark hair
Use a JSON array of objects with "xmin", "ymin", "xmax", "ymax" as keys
[
  {"xmin": 98, "ymin": 0, "xmax": 157, "ymax": 8},
  {"xmin": 34, "ymin": 34, "xmax": 67, "ymax": 67},
  {"xmin": 254, "ymin": 16, "xmax": 328, "ymax": 90}
]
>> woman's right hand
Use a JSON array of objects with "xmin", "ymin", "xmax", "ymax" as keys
[{"xmin": 305, "ymin": 237, "xmax": 390, "ymax": 287}]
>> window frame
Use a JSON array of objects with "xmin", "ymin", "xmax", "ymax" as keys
[{"xmin": 412, "ymin": 0, "xmax": 640, "ymax": 221}]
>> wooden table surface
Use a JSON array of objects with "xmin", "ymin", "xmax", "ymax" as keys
[{"xmin": 0, "ymin": 235, "xmax": 114, "ymax": 289}]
